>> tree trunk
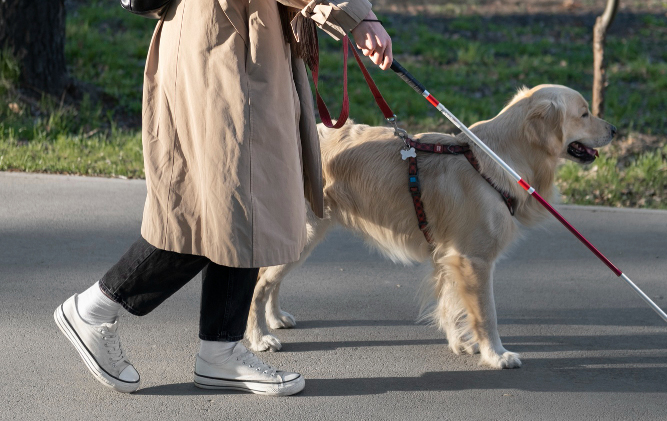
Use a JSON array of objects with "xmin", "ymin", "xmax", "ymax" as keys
[
  {"xmin": 592, "ymin": 0, "xmax": 619, "ymax": 118},
  {"xmin": 0, "ymin": 0, "xmax": 67, "ymax": 96}
]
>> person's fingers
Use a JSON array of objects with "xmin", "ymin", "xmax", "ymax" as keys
[
  {"xmin": 380, "ymin": 55, "xmax": 389, "ymax": 70},
  {"xmin": 372, "ymin": 50, "xmax": 383, "ymax": 66},
  {"xmin": 364, "ymin": 33, "xmax": 376, "ymax": 52},
  {"xmin": 372, "ymin": 39, "xmax": 386, "ymax": 64},
  {"xmin": 381, "ymin": 42, "xmax": 393, "ymax": 70}
]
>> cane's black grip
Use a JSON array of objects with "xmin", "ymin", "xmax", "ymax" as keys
[{"xmin": 391, "ymin": 60, "xmax": 427, "ymax": 95}]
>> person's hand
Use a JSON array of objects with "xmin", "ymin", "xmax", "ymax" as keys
[{"xmin": 350, "ymin": 10, "xmax": 393, "ymax": 70}]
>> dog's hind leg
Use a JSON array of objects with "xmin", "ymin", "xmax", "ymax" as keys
[
  {"xmin": 449, "ymin": 254, "xmax": 521, "ymax": 369},
  {"xmin": 246, "ymin": 205, "xmax": 334, "ymax": 352},
  {"xmin": 427, "ymin": 253, "xmax": 479, "ymax": 356}
]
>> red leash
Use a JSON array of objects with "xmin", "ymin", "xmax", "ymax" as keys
[{"xmin": 310, "ymin": 36, "xmax": 395, "ymax": 128}]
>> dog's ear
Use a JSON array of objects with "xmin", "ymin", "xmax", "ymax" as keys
[{"xmin": 523, "ymin": 97, "xmax": 566, "ymax": 151}]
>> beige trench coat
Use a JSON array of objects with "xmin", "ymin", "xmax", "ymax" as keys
[{"xmin": 140, "ymin": 0, "xmax": 372, "ymax": 267}]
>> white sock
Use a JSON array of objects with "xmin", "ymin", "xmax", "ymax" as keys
[
  {"xmin": 199, "ymin": 340, "xmax": 238, "ymax": 364},
  {"xmin": 77, "ymin": 281, "xmax": 122, "ymax": 325}
]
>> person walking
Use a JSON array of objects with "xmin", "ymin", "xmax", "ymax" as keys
[{"xmin": 54, "ymin": 0, "xmax": 392, "ymax": 396}]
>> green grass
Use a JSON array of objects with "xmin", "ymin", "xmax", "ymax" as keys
[
  {"xmin": 65, "ymin": 3, "xmax": 154, "ymax": 115},
  {"xmin": 0, "ymin": 131, "xmax": 144, "ymax": 178},
  {"xmin": 559, "ymin": 145, "xmax": 667, "ymax": 208},
  {"xmin": 1, "ymin": 2, "xmax": 666, "ymax": 208}
]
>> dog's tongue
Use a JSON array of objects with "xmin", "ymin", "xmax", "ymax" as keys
[{"xmin": 586, "ymin": 146, "xmax": 600, "ymax": 157}]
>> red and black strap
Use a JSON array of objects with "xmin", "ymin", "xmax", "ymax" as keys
[
  {"xmin": 407, "ymin": 138, "xmax": 515, "ymax": 214},
  {"xmin": 407, "ymin": 156, "xmax": 433, "ymax": 243}
]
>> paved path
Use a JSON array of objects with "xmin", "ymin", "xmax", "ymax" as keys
[{"xmin": 1, "ymin": 171, "xmax": 666, "ymax": 420}]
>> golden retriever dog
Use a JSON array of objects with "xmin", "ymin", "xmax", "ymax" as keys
[{"xmin": 245, "ymin": 84, "xmax": 616, "ymax": 369}]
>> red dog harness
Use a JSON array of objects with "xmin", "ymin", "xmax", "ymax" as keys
[
  {"xmin": 405, "ymin": 138, "xmax": 515, "ymax": 244},
  {"xmin": 312, "ymin": 37, "xmax": 516, "ymax": 245}
]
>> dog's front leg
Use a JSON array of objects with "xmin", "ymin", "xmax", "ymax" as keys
[
  {"xmin": 246, "ymin": 267, "xmax": 284, "ymax": 352},
  {"xmin": 265, "ymin": 278, "xmax": 296, "ymax": 329},
  {"xmin": 456, "ymin": 256, "xmax": 521, "ymax": 369},
  {"xmin": 246, "ymin": 203, "xmax": 335, "ymax": 352}
]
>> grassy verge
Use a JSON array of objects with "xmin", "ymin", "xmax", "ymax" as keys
[
  {"xmin": 1, "ymin": 1, "xmax": 666, "ymax": 208},
  {"xmin": 0, "ymin": 2, "xmax": 151, "ymax": 178}
]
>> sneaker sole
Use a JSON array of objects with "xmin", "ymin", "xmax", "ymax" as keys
[
  {"xmin": 54, "ymin": 304, "xmax": 140, "ymax": 393},
  {"xmin": 193, "ymin": 373, "xmax": 305, "ymax": 396}
]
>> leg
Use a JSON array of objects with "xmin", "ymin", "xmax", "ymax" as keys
[
  {"xmin": 246, "ymin": 206, "xmax": 334, "ymax": 352},
  {"xmin": 198, "ymin": 264, "xmax": 259, "ymax": 341},
  {"xmin": 265, "ymin": 280, "xmax": 294, "ymax": 329},
  {"xmin": 100, "ymin": 236, "xmax": 210, "ymax": 316},
  {"xmin": 194, "ymin": 264, "xmax": 305, "ymax": 396},
  {"xmin": 55, "ymin": 236, "xmax": 210, "ymax": 393},
  {"xmin": 427, "ymin": 255, "xmax": 479, "ymax": 356},
  {"xmin": 448, "ymin": 253, "xmax": 520, "ymax": 369}
]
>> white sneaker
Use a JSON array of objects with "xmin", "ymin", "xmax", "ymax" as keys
[
  {"xmin": 194, "ymin": 343, "xmax": 305, "ymax": 396},
  {"xmin": 54, "ymin": 294, "xmax": 140, "ymax": 393}
]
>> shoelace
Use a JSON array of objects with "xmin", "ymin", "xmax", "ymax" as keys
[
  {"xmin": 99, "ymin": 327, "xmax": 125, "ymax": 366},
  {"xmin": 237, "ymin": 350, "xmax": 278, "ymax": 377}
]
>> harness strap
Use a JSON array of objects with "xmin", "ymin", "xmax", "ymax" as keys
[
  {"xmin": 461, "ymin": 150, "xmax": 516, "ymax": 217},
  {"xmin": 407, "ymin": 156, "xmax": 433, "ymax": 244},
  {"xmin": 407, "ymin": 138, "xmax": 515, "ymax": 217},
  {"xmin": 406, "ymin": 138, "xmax": 516, "ymax": 245}
]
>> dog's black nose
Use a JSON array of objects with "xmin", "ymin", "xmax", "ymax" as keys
[{"xmin": 610, "ymin": 125, "xmax": 617, "ymax": 138}]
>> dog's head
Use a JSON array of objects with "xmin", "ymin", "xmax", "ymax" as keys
[{"xmin": 516, "ymin": 85, "xmax": 616, "ymax": 164}]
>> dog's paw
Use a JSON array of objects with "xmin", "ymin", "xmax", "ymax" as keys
[
  {"xmin": 248, "ymin": 334, "xmax": 283, "ymax": 353},
  {"xmin": 267, "ymin": 310, "xmax": 296, "ymax": 330},
  {"xmin": 481, "ymin": 351, "xmax": 522, "ymax": 369}
]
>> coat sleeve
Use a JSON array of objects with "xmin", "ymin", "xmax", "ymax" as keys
[{"xmin": 278, "ymin": 0, "xmax": 373, "ymax": 41}]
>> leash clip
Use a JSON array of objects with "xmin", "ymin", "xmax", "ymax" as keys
[{"xmin": 387, "ymin": 115, "xmax": 410, "ymax": 149}]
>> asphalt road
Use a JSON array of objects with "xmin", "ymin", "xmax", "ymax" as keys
[{"xmin": 1, "ymin": 171, "xmax": 666, "ymax": 421}]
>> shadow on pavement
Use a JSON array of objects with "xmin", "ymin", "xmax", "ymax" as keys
[
  {"xmin": 295, "ymin": 319, "xmax": 419, "ymax": 328},
  {"xmin": 278, "ymin": 331, "xmax": 667, "ymax": 353},
  {"xmin": 498, "ymin": 307, "xmax": 667, "ymax": 327},
  {"xmin": 137, "ymin": 358, "xmax": 667, "ymax": 397},
  {"xmin": 299, "ymin": 364, "xmax": 667, "ymax": 396},
  {"xmin": 281, "ymin": 338, "xmax": 448, "ymax": 352}
]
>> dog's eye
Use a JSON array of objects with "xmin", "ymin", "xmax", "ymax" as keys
[{"xmin": 582, "ymin": 112, "xmax": 589, "ymax": 118}]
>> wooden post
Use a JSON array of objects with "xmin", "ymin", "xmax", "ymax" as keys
[{"xmin": 592, "ymin": 0, "xmax": 619, "ymax": 118}]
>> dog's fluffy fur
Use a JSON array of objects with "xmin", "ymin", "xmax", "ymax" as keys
[{"xmin": 245, "ymin": 85, "xmax": 615, "ymax": 369}]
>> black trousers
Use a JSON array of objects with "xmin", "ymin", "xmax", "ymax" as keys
[{"xmin": 98, "ymin": 236, "xmax": 259, "ymax": 341}]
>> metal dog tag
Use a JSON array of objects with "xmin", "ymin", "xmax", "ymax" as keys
[{"xmin": 401, "ymin": 147, "xmax": 416, "ymax": 160}]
